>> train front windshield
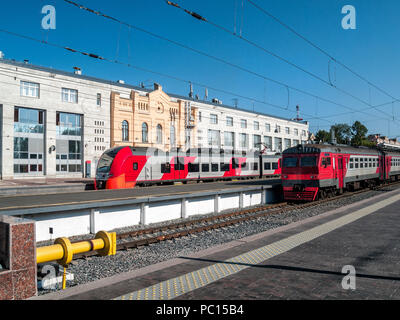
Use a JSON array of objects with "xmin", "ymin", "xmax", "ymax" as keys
[{"xmin": 96, "ymin": 147, "xmax": 123, "ymax": 174}]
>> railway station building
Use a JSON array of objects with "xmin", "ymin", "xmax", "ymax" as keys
[{"xmin": 0, "ymin": 54, "xmax": 309, "ymax": 180}]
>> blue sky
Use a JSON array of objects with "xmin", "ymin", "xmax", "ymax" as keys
[{"xmin": 1, "ymin": 0, "xmax": 400, "ymax": 137}]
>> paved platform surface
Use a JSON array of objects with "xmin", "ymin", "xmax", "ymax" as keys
[
  {"xmin": 35, "ymin": 187, "xmax": 400, "ymax": 300},
  {"xmin": 0, "ymin": 179, "xmax": 280, "ymax": 213}
]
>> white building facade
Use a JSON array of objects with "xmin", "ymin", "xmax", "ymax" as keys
[
  {"xmin": 0, "ymin": 56, "xmax": 309, "ymax": 179},
  {"xmin": 187, "ymin": 100, "xmax": 309, "ymax": 154}
]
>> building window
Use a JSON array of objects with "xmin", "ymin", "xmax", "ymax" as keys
[
  {"xmin": 56, "ymin": 112, "xmax": 82, "ymax": 136},
  {"xmin": 239, "ymin": 133, "xmax": 248, "ymax": 148},
  {"xmin": 170, "ymin": 124, "xmax": 176, "ymax": 147},
  {"xmin": 97, "ymin": 93, "xmax": 101, "ymax": 106},
  {"xmin": 20, "ymin": 81, "xmax": 39, "ymax": 98},
  {"xmin": 156, "ymin": 124, "xmax": 163, "ymax": 144},
  {"xmin": 226, "ymin": 117, "xmax": 233, "ymax": 127},
  {"xmin": 224, "ymin": 132, "xmax": 234, "ymax": 147},
  {"xmin": 210, "ymin": 114, "xmax": 218, "ymax": 124},
  {"xmin": 302, "ymin": 130, "xmax": 307, "ymax": 137},
  {"xmin": 275, "ymin": 125, "xmax": 281, "ymax": 133},
  {"xmin": 294, "ymin": 129, "xmax": 299, "ymax": 136},
  {"xmin": 285, "ymin": 127, "xmax": 290, "ymax": 134},
  {"xmin": 208, "ymin": 129, "xmax": 220, "ymax": 146},
  {"xmin": 198, "ymin": 112, "xmax": 202, "ymax": 122},
  {"xmin": 142, "ymin": 123, "xmax": 148, "ymax": 143},
  {"xmin": 241, "ymin": 119, "xmax": 247, "ymax": 129},
  {"xmin": 62, "ymin": 88, "xmax": 78, "ymax": 103},
  {"xmin": 122, "ymin": 120, "xmax": 129, "ymax": 142},
  {"xmin": 265, "ymin": 123, "xmax": 271, "ymax": 132},
  {"xmin": 263, "ymin": 136, "xmax": 272, "ymax": 150},
  {"xmin": 14, "ymin": 107, "xmax": 44, "ymax": 134},
  {"xmin": 284, "ymin": 138, "xmax": 291, "ymax": 150},
  {"xmin": 253, "ymin": 134, "xmax": 261, "ymax": 148},
  {"xmin": 254, "ymin": 121, "xmax": 259, "ymax": 131}
]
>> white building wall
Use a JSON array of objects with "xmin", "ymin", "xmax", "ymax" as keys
[{"xmin": 192, "ymin": 101, "xmax": 309, "ymax": 153}]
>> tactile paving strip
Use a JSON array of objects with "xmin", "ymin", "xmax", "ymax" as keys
[{"xmin": 114, "ymin": 193, "xmax": 400, "ymax": 300}]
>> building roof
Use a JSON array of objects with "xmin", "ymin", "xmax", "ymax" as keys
[{"xmin": 0, "ymin": 57, "xmax": 308, "ymax": 126}]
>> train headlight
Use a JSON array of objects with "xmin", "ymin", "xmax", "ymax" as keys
[
  {"xmin": 310, "ymin": 175, "xmax": 315, "ymax": 179},
  {"xmin": 283, "ymin": 175, "xmax": 288, "ymax": 179}
]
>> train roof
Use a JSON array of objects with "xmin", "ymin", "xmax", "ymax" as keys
[{"xmin": 283, "ymin": 144, "xmax": 381, "ymax": 156}]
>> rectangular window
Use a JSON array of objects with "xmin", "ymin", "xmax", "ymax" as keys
[
  {"xmin": 161, "ymin": 163, "xmax": 171, "ymax": 173},
  {"xmin": 254, "ymin": 121, "xmax": 259, "ymax": 130},
  {"xmin": 252, "ymin": 163, "xmax": 258, "ymax": 171},
  {"xmin": 220, "ymin": 163, "xmax": 230, "ymax": 171},
  {"xmin": 272, "ymin": 162, "xmax": 279, "ymax": 170},
  {"xmin": 20, "ymin": 81, "xmax": 39, "ymax": 98},
  {"xmin": 62, "ymin": 88, "xmax": 78, "ymax": 103},
  {"xmin": 201, "ymin": 163, "xmax": 210, "ymax": 172},
  {"xmin": 226, "ymin": 116, "xmax": 233, "ymax": 126},
  {"xmin": 276, "ymin": 125, "xmax": 281, "ymax": 133},
  {"xmin": 253, "ymin": 135, "xmax": 261, "ymax": 148},
  {"xmin": 211, "ymin": 163, "xmax": 219, "ymax": 172},
  {"xmin": 294, "ymin": 129, "xmax": 299, "ymax": 136},
  {"xmin": 285, "ymin": 127, "xmax": 290, "ymax": 134},
  {"xmin": 239, "ymin": 133, "xmax": 248, "ymax": 148},
  {"xmin": 265, "ymin": 123, "xmax": 271, "ymax": 132},
  {"xmin": 97, "ymin": 93, "xmax": 101, "ymax": 106},
  {"xmin": 224, "ymin": 132, "xmax": 234, "ymax": 147},
  {"xmin": 210, "ymin": 114, "xmax": 218, "ymax": 124},
  {"xmin": 198, "ymin": 112, "xmax": 202, "ymax": 122},
  {"xmin": 208, "ymin": 129, "xmax": 220, "ymax": 146},
  {"xmin": 241, "ymin": 119, "xmax": 247, "ymax": 129},
  {"xmin": 241, "ymin": 162, "xmax": 248, "ymax": 171},
  {"xmin": 188, "ymin": 163, "xmax": 199, "ymax": 173},
  {"xmin": 264, "ymin": 162, "xmax": 271, "ymax": 170}
]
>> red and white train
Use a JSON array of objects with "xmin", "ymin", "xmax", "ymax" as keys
[
  {"xmin": 95, "ymin": 147, "xmax": 281, "ymax": 190},
  {"xmin": 282, "ymin": 144, "xmax": 400, "ymax": 201}
]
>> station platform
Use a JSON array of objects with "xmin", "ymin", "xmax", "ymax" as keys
[
  {"xmin": 0, "ymin": 178, "xmax": 280, "ymax": 214},
  {"xmin": 0, "ymin": 178, "xmax": 93, "ymax": 196},
  {"xmin": 34, "ymin": 186, "xmax": 400, "ymax": 300}
]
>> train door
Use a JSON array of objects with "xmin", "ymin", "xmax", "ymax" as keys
[
  {"xmin": 174, "ymin": 157, "xmax": 185, "ymax": 180},
  {"xmin": 338, "ymin": 156, "xmax": 345, "ymax": 190}
]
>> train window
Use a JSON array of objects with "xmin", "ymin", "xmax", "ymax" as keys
[
  {"xmin": 173, "ymin": 157, "xmax": 185, "ymax": 171},
  {"xmin": 241, "ymin": 162, "xmax": 248, "ymax": 171},
  {"xmin": 252, "ymin": 163, "xmax": 258, "ymax": 171},
  {"xmin": 133, "ymin": 162, "xmax": 138, "ymax": 170},
  {"xmin": 161, "ymin": 163, "xmax": 171, "ymax": 173},
  {"xmin": 300, "ymin": 156, "xmax": 317, "ymax": 167},
  {"xmin": 188, "ymin": 163, "xmax": 200, "ymax": 173},
  {"xmin": 272, "ymin": 162, "xmax": 279, "ymax": 170},
  {"xmin": 264, "ymin": 162, "xmax": 271, "ymax": 170},
  {"xmin": 321, "ymin": 157, "xmax": 331, "ymax": 167},
  {"xmin": 232, "ymin": 158, "xmax": 240, "ymax": 169},
  {"xmin": 282, "ymin": 157, "xmax": 298, "ymax": 168},
  {"xmin": 349, "ymin": 162, "xmax": 354, "ymax": 169},
  {"xmin": 211, "ymin": 163, "xmax": 219, "ymax": 172},
  {"xmin": 220, "ymin": 163, "xmax": 230, "ymax": 171},
  {"xmin": 201, "ymin": 164, "xmax": 210, "ymax": 172}
]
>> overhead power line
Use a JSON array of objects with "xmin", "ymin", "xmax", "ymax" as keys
[
  {"xmin": 246, "ymin": 0, "xmax": 400, "ymax": 109},
  {"xmin": 61, "ymin": 0, "xmax": 397, "ymax": 123},
  {"xmin": 163, "ymin": 0, "xmax": 398, "ymax": 120},
  {"xmin": 0, "ymin": 28, "xmax": 338, "ymax": 125}
]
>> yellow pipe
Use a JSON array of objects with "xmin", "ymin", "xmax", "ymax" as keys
[
  {"xmin": 36, "ymin": 231, "xmax": 116, "ymax": 265},
  {"xmin": 37, "ymin": 244, "xmax": 65, "ymax": 264},
  {"xmin": 71, "ymin": 239, "xmax": 104, "ymax": 255}
]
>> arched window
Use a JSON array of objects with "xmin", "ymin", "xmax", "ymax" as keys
[
  {"xmin": 122, "ymin": 120, "xmax": 129, "ymax": 142},
  {"xmin": 156, "ymin": 124, "xmax": 163, "ymax": 144},
  {"xmin": 142, "ymin": 122, "xmax": 148, "ymax": 143},
  {"xmin": 170, "ymin": 124, "xmax": 176, "ymax": 147}
]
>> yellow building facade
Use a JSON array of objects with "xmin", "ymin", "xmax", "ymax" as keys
[{"xmin": 111, "ymin": 84, "xmax": 196, "ymax": 151}]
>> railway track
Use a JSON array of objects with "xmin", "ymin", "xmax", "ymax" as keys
[{"xmin": 71, "ymin": 180, "xmax": 400, "ymax": 261}]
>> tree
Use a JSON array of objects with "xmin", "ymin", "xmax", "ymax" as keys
[
  {"xmin": 351, "ymin": 121, "xmax": 368, "ymax": 146},
  {"xmin": 331, "ymin": 123, "xmax": 352, "ymax": 144},
  {"xmin": 315, "ymin": 130, "xmax": 331, "ymax": 143}
]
